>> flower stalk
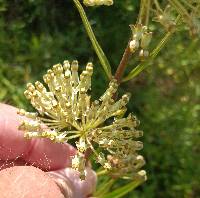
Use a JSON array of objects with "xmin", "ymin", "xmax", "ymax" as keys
[
  {"xmin": 137, "ymin": 0, "xmax": 151, "ymax": 26},
  {"xmin": 168, "ymin": 0, "xmax": 191, "ymax": 20},
  {"xmin": 114, "ymin": 0, "xmax": 152, "ymax": 84},
  {"xmin": 114, "ymin": 42, "xmax": 132, "ymax": 84}
]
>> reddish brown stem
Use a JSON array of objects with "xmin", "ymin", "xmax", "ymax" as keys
[
  {"xmin": 114, "ymin": 42, "xmax": 132, "ymax": 84},
  {"xmin": 85, "ymin": 148, "xmax": 92, "ymax": 165}
]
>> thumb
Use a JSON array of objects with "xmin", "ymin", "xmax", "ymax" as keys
[
  {"xmin": 0, "ymin": 166, "xmax": 64, "ymax": 198},
  {"xmin": 48, "ymin": 167, "xmax": 97, "ymax": 198},
  {"xmin": 0, "ymin": 166, "xmax": 97, "ymax": 198}
]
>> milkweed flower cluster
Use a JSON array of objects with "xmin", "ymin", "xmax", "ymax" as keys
[
  {"xmin": 18, "ymin": 60, "xmax": 146, "ymax": 179},
  {"xmin": 83, "ymin": 0, "xmax": 113, "ymax": 6}
]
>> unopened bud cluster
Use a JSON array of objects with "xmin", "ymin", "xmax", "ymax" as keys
[
  {"xmin": 129, "ymin": 24, "xmax": 152, "ymax": 60},
  {"xmin": 18, "ymin": 60, "xmax": 145, "ymax": 179},
  {"xmin": 153, "ymin": 3, "xmax": 200, "ymax": 37},
  {"xmin": 153, "ymin": 5, "xmax": 176, "ymax": 32},
  {"xmin": 83, "ymin": 0, "xmax": 113, "ymax": 6}
]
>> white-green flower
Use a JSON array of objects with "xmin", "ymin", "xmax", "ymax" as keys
[
  {"xmin": 83, "ymin": 0, "xmax": 113, "ymax": 6},
  {"xmin": 18, "ymin": 60, "xmax": 145, "ymax": 179}
]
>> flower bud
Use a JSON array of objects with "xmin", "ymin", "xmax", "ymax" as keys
[
  {"xmin": 141, "ymin": 32, "xmax": 152, "ymax": 49},
  {"xmin": 130, "ymin": 24, "xmax": 147, "ymax": 40},
  {"xmin": 139, "ymin": 49, "xmax": 149, "ymax": 60},
  {"xmin": 129, "ymin": 39, "xmax": 139, "ymax": 52}
]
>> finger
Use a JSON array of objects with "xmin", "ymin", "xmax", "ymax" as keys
[
  {"xmin": 0, "ymin": 158, "xmax": 26, "ymax": 171},
  {"xmin": 0, "ymin": 104, "xmax": 76, "ymax": 170},
  {"xmin": 0, "ymin": 166, "xmax": 64, "ymax": 198},
  {"xmin": 48, "ymin": 167, "xmax": 97, "ymax": 198},
  {"xmin": 0, "ymin": 104, "xmax": 30, "ymax": 160},
  {"xmin": 24, "ymin": 139, "xmax": 76, "ymax": 170}
]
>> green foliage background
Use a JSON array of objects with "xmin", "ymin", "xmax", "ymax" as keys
[{"xmin": 0, "ymin": 0, "xmax": 199, "ymax": 197}]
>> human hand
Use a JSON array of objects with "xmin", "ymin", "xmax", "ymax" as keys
[{"xmin": 0, "ymin": 103, "xmax": 96, "ymax": 198}]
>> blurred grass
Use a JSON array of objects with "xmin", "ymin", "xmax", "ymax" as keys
[{"xmin": 0, "ymin": 0, "xmax": 200, "ymax": 197}]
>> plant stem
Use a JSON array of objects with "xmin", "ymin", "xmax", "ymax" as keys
[
  {"xmin": 138, "ymin": 0, "xmax": 146, "ymax": 24},
  {"xmin": 73, "ymin": 0, "xmax": 112, "ymax": 79},
  {"xmin": 114, "ymin": 42, "xmax": 132, "ymax": 84},
  {"xmin": 138, "ymin": 0, "xmax": 151, "ymax": 25},
  {"xmin": 102, "ymin": 178, "xmax": 146, "ymax": 198},
  {"xmin": 181, "ymin": 0, "xmax": 196, "ymax": 10},
  {"xmin": 145, "ymin": 0, "xmax": 151, "ymax": 26},
  {"xmin": 115, "ymin": 0, "xmax": 152, "ymax": 84},
  {"xmin": 94, "ymin": 179, "xmax": 115, "ymax": 197},
  {"xmin": 97, "ymin": 169, "xmax": 108, "ymax": 176},
  {"xmin": 154, "ymin": 0, "xmax": 163, "ymax": 12},
  {"xmin": 85, "ymin": 148, "xmax": 92, "ymax": 164},
  {"xmin": 168, "ymin": 0, "xmax": 191, "ymax": 21}
]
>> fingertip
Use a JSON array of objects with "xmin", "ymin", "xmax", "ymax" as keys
[
  {"xmin": 51, "ymin": 167, "xmax": 97, "ymax": 197},
  {"xmin": 0, "ymin": 166, "xmax": 64, "ymax": 198},
  {"xmin": 68, "ymin": 167, "xmax": 97, "ymax": 197}
]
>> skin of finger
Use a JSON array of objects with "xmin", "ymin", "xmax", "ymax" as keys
[
  {"xmin": 0, "ymin": 103, "xmax": 76, "ymax": 170},
  {"xmin": 0, "ymin": 166, "xmax": 64, "ymax": 198},
  {"xmin": 0, "ymin": 104, "xmax": 30, "ymax": 160},
  {"xmin": 24, "ymin": 139, "xmax": 76, "ymax": 170},
  {"xmin": 0, "ymin": 158, "xmax": 26, "ymax": 171},
  {"xmin": 48, "ymin": 167, "xmax": 97, "ymax": 197}
]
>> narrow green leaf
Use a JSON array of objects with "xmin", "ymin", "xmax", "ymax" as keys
[
  {"xmin": 73, "ymin": 0, "xmax": 112, "ymax": 79},
  {"xmin": 102, "ymin": 179, "xmax": 145, "ymax": 198},
  {"xmin": 95, "ymin": 179, "xmax": 115, "ymax": 197}
]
